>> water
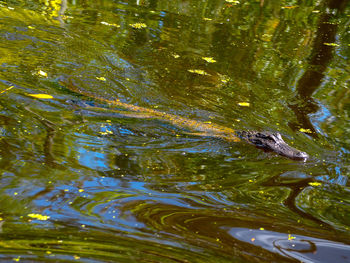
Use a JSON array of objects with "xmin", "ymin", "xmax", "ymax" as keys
[{"xmin": 0, "ymin": 0, "xmax": 349, "ymax": 262}]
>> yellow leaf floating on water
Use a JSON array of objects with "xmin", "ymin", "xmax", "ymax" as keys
[
  {"xmin": 0, "ymin": 86, "xmax": 14, "ymax": 94},
  {"xmin": 299, "ymin": 128, "xmax": 312, "ymax": 133},
  {"xmin": 37, "ymin": 70, "xmax": 48, "ymax": 77},
  {"xmin": 96, "ymin": 76, "xmax": 106, "ymax": 81},
  {"xmin": 219, "ymin": 75, "xmax": 230, "ymax": 83},
  {"xmin": 288, "ymin": 234, "xmax": 296, "ymax": 240},
  {"xmin": 171, "ymin": 53, "xmax": 180, "ymax": 58},
  {"xmin": 202, "ymin": 57, "xmax": 216, "ymax": 63},
  {"xmin": 309, "ymin": 182, "xmax": 322, "ymax": 187},
  {"xmin": 282, "ymin": 6, "xmax": 298, "ymax": 9},
  {"xmin": 28, "ymin": 25, "xmax": 35, "ymax": 29},
  {"xmin": 203, "ymin": 17, "xmax": 212, "ymax": 21},
  {"xmin": 188, "ymin": 69, "xmax": 209, "ymax": 76},
  {"xmin": 323, "ymin": 42, "xmax": 339, "ymax": 47},
  {"xmin": 99, "ymin": 124, "xmax": 113, "ymax": 135},
  {"xmin": 100, "ymin": 21, "xmax": 120, "ymax": 27},
  {"xmin": 28, "ymin": 94, "xmax": 54, "ymax": 99},
  {"xmin": 225, "ymin": 0, "xmax": 240, "ymax": 4},
  {"xmin": 238, "ymin": 102, "xmax": 250, "ymax": 107},
  {"xmin": 99, "ymin": 131, "xmax": 113, "ymax": 135},
  {"xmin": 129, "ymin": 23, "xmax": 147, "ymax": 29},
  {"xmin": 28, "ymin": 213, "xmax": 50, "ymax": 220}
]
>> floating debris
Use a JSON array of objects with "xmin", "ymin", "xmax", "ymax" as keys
[
  {"xmin": 288, "ymin": 234, "xmax": 296, "ymax": 240},
  {"xmin": 282, "ymin": 6, "xmax": 298, "ymax": 9},
  {"xmin": 129, "ymin": 23, "xmax": 147, "ymax": 29},
  {"xmin": 308, "ymin": 182, "xmax": 322, "ymax": 187},
  {"xmin": 202, "ymin": 57, "xmax": 216, "ymax": 63},
  {"xmin": 188, "ymin": 69, "xmax": 210, "ymax": 76},
  {"xmin": 323, "ymin": 42, "xmax": 340, "ymax": 47},
  {"xmin": 238, "ymin": 102, "xmax": 250, "ymax": 107},
  {"xmin": 37, "ymin": 70, "xmax": 48, "ymax": 77},
  {"xmin": 28, "ymin": 94, "xmax": 54, "ymax": 99},
  {"xmin": 100, "ymin": 21, "xmax": 120, "ymax": 27},
  {"xmin": 299, "ymin": 128, "xmax": 312, "ymax": 133},
  {"xmin": 96, "ymin": 76, "xmax": 106, "ymax": 81},
  {"xmin": 219, "ymin": 74, "xmax": 230, "ymax": 83},
  {"xmin": 0, "ymin": 86, "xmax": 14, "ymax": 94},
  {"xmin": 28, "ymin": 213, "xmax": 50, "ymax": 221},
  {"xmin": 225, "ymin": 0, "xmax": 240, "ymax": 4}
]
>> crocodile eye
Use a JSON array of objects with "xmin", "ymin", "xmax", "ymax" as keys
[
  {"xmin": 266, "ymin": 133, "xmax": 280, "ymax": 143},
  {"xmin": 257, "ymin": 133, "xmax": 275, "ymax": 141}
]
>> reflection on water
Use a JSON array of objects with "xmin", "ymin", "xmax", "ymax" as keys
[
  {"xmin": 230, "ymin": 228, "xmax": 350, "ymax": 263},
  {"xmin": 0, "ymin": 0, "xmax": 349, "ymax": 262}
]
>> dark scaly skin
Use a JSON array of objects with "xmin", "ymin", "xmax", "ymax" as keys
[
  {"xmin": 237, "ymin": 131, "xmax": 309, "ymax": 161},
  {"xmin": 59, "ymin": 77, "xmax": 309, "ymax": 161}
]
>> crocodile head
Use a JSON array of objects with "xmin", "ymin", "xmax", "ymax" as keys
[{"xmin": 238, "ymin": 131, "xmax": 309, "ymax": 161}]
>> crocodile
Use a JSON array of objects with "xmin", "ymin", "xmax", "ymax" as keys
[{"xmin": 59, "ymin": 77, "xmax": 309, "ymax": 161}]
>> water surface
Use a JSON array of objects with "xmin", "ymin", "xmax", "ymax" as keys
[{"xmin": 0, "ymin": 0, "xmax": 349, "ymax": 262}]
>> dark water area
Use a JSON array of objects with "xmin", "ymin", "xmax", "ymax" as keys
[{"xmin": 0, "ymin": 0, "xmax": 349, "ymax": 262}]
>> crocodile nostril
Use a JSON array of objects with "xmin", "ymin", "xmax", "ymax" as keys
[{"xmin": 296, "ymin": 151, "xmax": 309, "ymax": 161}]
